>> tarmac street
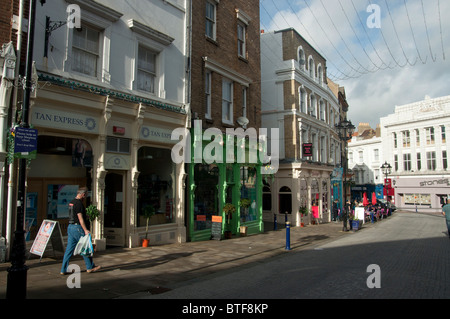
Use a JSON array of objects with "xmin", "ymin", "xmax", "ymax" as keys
[{"xmin": 0, "ymin": 211, "xmax": 448, "ymax": 300}]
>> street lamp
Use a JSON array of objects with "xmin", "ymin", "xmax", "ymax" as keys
[
  {"xmin": 335, "ymin": 119, "xmax": 355, "ymax": 230},
  {"xmin": 380, "ymin": 161, "xmax": 392, "ymax": 201}
]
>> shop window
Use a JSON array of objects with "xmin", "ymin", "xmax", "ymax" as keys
[
  {"xmin": 137, "ymin": 147, "xmax": 175, "ymax": 227},
  {"xmin": 193, "ymin": 163, "xmax": 219, "ymax": 230},
  {"xmin": 262, "ymin": 180, "xmax": 272, "ymax": 211},
  {"xmin": 240, "ymin": 166, "xmax": 257, "ymax": 223}
]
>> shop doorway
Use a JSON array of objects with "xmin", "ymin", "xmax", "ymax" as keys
[{"xmin": 104, "ymin": 172, "xmax": 124, "ymax": 246}]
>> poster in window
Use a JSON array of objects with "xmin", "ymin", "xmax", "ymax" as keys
[{"xmin": 72, "ymin": 139, "xmax": 93, "ymax": 167}]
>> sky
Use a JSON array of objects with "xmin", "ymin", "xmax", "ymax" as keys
[{"xmin": 260, "ymin": 0, "xmax": 450, "ymax": 129}]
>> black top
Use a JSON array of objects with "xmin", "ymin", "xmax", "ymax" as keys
[{"xmin": 69, "ymin": 198, "xmax": 86, "ymax": 224}]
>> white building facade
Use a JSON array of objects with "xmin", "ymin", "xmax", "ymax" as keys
[
  {"xmin": 380, "ymin": 95, "xmax": 450, "ymax": 212},
  {"xmin": 348, "ymin": 135, "xmax": 383, "ymax": 201},
  {"xmin": 261, "ymin": 28, "xmax": 343, "ymax": 226},
  {"xmin": 7, "ymin": 0, "xmax": 189, "ymax": 251}
]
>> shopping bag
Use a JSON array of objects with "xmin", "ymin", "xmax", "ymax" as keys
[{"xmin": 74, "ymin": 234, "xmax": 94, "ymax": 257}]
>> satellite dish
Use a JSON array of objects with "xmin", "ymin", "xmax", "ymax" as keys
[{"xmin": 236, "ymin": 116, "xmax": 249, "ymax": 127}]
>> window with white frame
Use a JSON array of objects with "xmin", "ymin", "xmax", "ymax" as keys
[
  {"xmin": 237, "ymin": 22, "xmax": 246, "ymax": 58},
  {"xmin": 427, "ymin": 151, "xmax": 436, "ymax": 170},
  {"xmin": 417, "ymin": 153, "xmax": 421, "ymax": 171},
  {"xmin": 374, "ymin": 149, "xmax": 379, "ymax": 162},
  {"xmin": 299, "ymin": 88, "xmax": 306, "ymax": 113},
  {"xmin": 242, "ymin": 87, "xmax": 247, "ymax": 119},
  {"xmin": 443, "ymin": 150, "xmax": 448, "ymax": 170},
  {"xmin": 309, "ymin": 94, "xmax": 316, "ymax": 117},
  {"xmin": 308, "ymin": 57, "xmax": 315, "ymax": 78},
  {"xmin": 393, "ymin": 133, "xmax": 397, "ymax": 148},
  {"xmin": 72, "ymin": 25, "xmax": 100, "ymax": 77},
  {"xmin": 222, "ymin": 78, "xmax": 233, "ymax": 124},
  {"xmin": 298, "ymin": 47, "xmax": 306, "ymax": 71},
  {"xmin": 394, "ymin": 154, "xmax": 398, "ymax": 171},
  {"xmin": 317, "ymin": 64, "xmax": 323, "ymax": 85},
  {"xmin": 403, "ymin": 153, "xmax": 411, "ymax": 171},
  {"xmin": 441, "ymin": 125, "xmax": 446, "ymax": 143},
  {"xmin": 402, "ymin": 130, "xmax": 410, "ymax": 147},
  {"xmin": 426, "ymin": 127, "xmax": 435, "ymax": 145},
  {"xmin": 205, "ymin": 71, "xmax": 212, "ymax": 119},
  {"xmin": 415, "ymin": 129, "xmax": 420, "ymax": 146},
  {"xmin": 319, "ymin": 100, "xmax": 325, "ymax": 121},
  {"xmin": 137, "ymin": 45, "xmax": 156, "ymax": 93},
  {"xmin": 206, "ymin": 1, "xmax": 217, "ymax": 40}
]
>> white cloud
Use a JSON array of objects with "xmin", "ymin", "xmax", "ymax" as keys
[{"xmin": 260, "ymin": 0, "xmax": 450, "ymax": 128}]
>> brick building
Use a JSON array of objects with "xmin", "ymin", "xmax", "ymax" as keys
[
  {"xmin": 187, "ymin": 0, "xmax": 262, "ymax": 241},
  {"xmin": 261, "ymin": 28, "xmax": 347, "ymax": 226}
]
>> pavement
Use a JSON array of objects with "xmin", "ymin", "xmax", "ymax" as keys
[{"xmin": 0, "ymin": 212, "xmax": 419, "ymax": 299}]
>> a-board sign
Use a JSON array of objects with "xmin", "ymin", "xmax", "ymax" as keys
[
  {"xmin": 211, "ymin": 215, "xmax": 223, "ymax": 240},
  {"xmin": 30, "ymin": 220, "xmax": 65, "ymax": 260}
]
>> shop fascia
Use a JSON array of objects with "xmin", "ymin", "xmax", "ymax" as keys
[{"xmin": 171, "ymin": 120, "xmax": 279, "ymax": 173}]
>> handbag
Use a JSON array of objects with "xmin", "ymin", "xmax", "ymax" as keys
[{"xmin": 74, "ymin": 234, "xmax": 94, "ymax": 257}]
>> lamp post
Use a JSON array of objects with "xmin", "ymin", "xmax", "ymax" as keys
[
  {"xmin": 335, "ymin": 119, "xmax": 355, "ymax": 231},
  {"xmin": 6, "ymin": 0, "xmax": 37, "ymax": 299},
  {"xmin": 380, "ymin": 161, "xmax": 392, "ymax": 201}
]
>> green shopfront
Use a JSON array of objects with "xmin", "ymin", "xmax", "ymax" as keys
[{"xmin": 187, "ymin": 130, "xmax": 264, "ymax": 241}]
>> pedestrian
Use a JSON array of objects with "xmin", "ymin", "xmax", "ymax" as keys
[
  {"xmin": 61, "ymin": 187, "xmax": 101, "ymax": 274},
  {"xmin": 332, "ymin": 200, "xmax": 339, "ymax": 222},
  {"xmin": 346, "ymin": 199, "xmax": 353, "ymax": 231},
  {"xmin": 442, "ymin": 198, "xmax": 450, "ymax": 238}
]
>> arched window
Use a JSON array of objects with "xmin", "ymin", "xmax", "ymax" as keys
[
  {"xmin": 279, "ymin": 186, "xmax": 292, "ymax": 214},
  {"xmin": 299, "ymin": 87, "xmax": 307, "ymax": 113},
  {"xmin": 317, "ymin": 64, "xmax": 323, "ymax": 84},
  {"xmin": 298, "ymin": 47, "xmax": 306, "ymax": 71},
  {"xmin": 308, "ymin": 56, "xmax": 315, "ymax": 78},
  {"xmin": 309, "ymin": 94, "xmax": 317, "ymax": 117},
  {"xmin": 319, "ymin": 99, "xmax": 325, "ymax": 121}
]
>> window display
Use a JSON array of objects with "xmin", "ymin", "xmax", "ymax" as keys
[{"xmin": 137, "ymin": 147, "xmax": 175, "ymax": 226}]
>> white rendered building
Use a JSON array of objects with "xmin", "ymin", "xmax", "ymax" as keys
[
  {"xmin": 380, "ymin": 95, "xmax": 450, "ymax": 212},
  {"xmin": 6, "ymin": 0, "xmax": 189, "ymax": 251}
]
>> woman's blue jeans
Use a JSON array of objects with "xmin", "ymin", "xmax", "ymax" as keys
[{"xmin": 61, "ymin": 224, "xmax": 94, "ymax": 273}]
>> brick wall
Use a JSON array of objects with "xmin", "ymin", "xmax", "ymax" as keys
[
  {"xmin": 0, "ymin": 0, "xmax": 13, "ymax": 44},
  {"xmin": 191, "ymin": 0, "xmax": 261, "ymax": 131}
]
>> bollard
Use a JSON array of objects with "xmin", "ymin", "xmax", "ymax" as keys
[
  {"xmin": 285, "ymin": 221, "xmax": 291, "ymax": 250},
  {"xmin": 274, "ymin": 214, "xmax": 277, "ymax": 231}
]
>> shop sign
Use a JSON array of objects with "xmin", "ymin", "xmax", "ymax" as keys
[
  {"xmin": 31, "ymin": 107, "xmax": 98, "ymax": 133},
  {"xmin": 140, "ymin": 126, "xmax": 176, "ymax": 144},
  {"xmin": 14, "ymin": 127, "xmax": 38, "ymax": 159},
  {"xmin": 30, "ymin": 220, "xmax": 65, "ymax": 260},
  {"xmin": 302, "ymin": 143, "xmax": 313, "ymax": 157},
  {"xmin": 104, "ymin": 153, "xmax": 131, "ymax": 170}
]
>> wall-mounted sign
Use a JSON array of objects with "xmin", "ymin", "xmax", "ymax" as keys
[
  {"xmin": 14, "ymin": 127, "xmax": 38, "ymax": 159},
  {"xmin": 140, "ymin": 126, "xmax": 176, "ymax": 144},
  {"xmin": 302, "ymin": 143, "xmax": 313, "ymax": 157},
  {"xmin": 113, "ymin": 126, "xmax": 125, "ymax": 135},
  {"xmin": 31, "ymin": 107, "xmax": 98, "ymax": 133},
  {"xmin": 104, "ymin": 153, "xmax": 131, "ymax": 170}
]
